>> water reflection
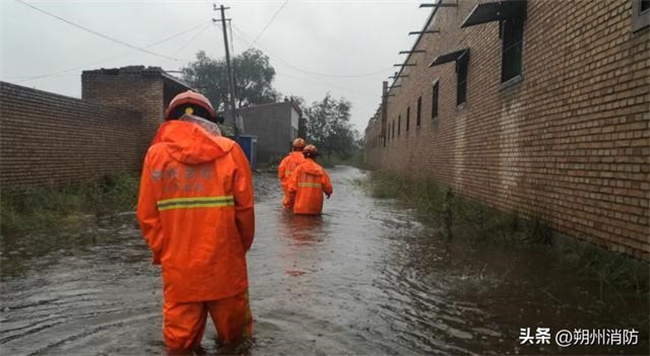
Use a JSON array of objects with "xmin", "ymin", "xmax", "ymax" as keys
[
  {"xmin": 0, "ymin": 168, "xmax": 648, "ymax": 355},
  {"xmin": 279, "ymin": 211, "xmax": 325, "ymax": 246}
]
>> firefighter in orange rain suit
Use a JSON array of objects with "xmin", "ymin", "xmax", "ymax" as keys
[
  {"xmin": 136, "ymin": 90, "xmax": 254, "ymax": 353},
  {"xmin": 278, "ymin": 138, "xmax": 306, "ymax": 208},
  {"xmin": 286, "ymin": 144, "xmax": 333, "ymax": 215}
]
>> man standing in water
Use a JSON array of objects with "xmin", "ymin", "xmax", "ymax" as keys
[
  {"xmin": 137, "ymin": 90, "xmax": 255, "ymax": 353},
  {"xmin": 278, "ymin": 138, "xmax": 306, "ymax": 208},
  {"xmin": 286, "ymin": 144, "xmax": 333, "ymax": 215}
]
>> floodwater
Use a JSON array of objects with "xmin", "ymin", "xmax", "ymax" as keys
[{"xmin": 1, "ymin": 166, "xmax": 648, "ymax": 355}]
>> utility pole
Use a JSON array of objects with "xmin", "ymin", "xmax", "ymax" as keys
[
  {"xmin": 214, "ymin": 4, "xmax": 240, "ymax": 142},
  {"xmin": 381, "ymin": 81, "xmax": 388, "ymax": 148}
]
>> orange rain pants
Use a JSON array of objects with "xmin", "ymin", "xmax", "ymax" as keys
[
  {"xmin": 278, "ymin": 151, "xmax": 305, "ymax": 207},
  {"xmin": 163, "ymin": 291, "xmax": 253, "ymax": 351},
  {"xmin": 286, "ymin": 159, "xmax": 333, "ymax": 215}
]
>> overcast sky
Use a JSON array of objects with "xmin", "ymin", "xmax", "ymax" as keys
[{"xmin": 1, "ymin": 0, "xmax": 432, "ymax": 132}]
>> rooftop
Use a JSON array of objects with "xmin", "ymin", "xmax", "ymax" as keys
[{"xmin": 82, "ymin": 65, "xmax": 192, "ymax": 90}]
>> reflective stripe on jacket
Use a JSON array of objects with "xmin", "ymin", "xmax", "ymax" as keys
[
  {"xmin": 286, "ymin": 159, "xmax": 333, "ymax": 215},
  {"xmin": 137, "ymin": 120, "xmax": 255, "ymax": 303}
]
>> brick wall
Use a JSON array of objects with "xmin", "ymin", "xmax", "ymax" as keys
[
  {"xmin": 0, "ymin": 81, "xmax": 142, "ymax": 187},
  {"xmin": 365, "ymin": 0, "xmax": 650, "ymax": 260},
  {"xmin": 82, "ymin": 69, "xmax": 165, "ymax": 153}
]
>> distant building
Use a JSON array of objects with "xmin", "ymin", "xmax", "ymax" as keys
[{"xmin": 238, "ymin": 101, "xmax": 304, "ymax": 163}]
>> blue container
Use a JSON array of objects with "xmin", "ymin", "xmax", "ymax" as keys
[{"xmin": 228, "ymin": 135, "xmax": 257, "ymax": 169}]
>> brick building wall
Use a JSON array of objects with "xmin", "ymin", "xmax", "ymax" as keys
[
  {"xmin": 0, "ymin": 82, "xmax": 142, "ymax": 187},
  {"xmin": 365, "ymin": 0, "xmax": 650, "ymax": 260},
  {"xmin": 364, "ymin": 111, "xmax": 383, "ymax": 166},
  {"xmin": 81, "ymin": 66, "xmax": 190, "ymax": 154}
]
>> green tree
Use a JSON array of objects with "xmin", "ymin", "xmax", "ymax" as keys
[
  {"xmin": 181, "ymin": 49, "xmax": 280, "ymax": 111},
  {"xmin": 305, "ymin": 93, "xmax": 358, "ymax": 160},
  {"xmin": 234, "ymin": 49, "xmax": 281, "ymax": 107}
]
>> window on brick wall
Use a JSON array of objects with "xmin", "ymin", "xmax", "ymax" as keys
[
  {"xmin": 456, "ymin": 52, "xmax": 469, "ymax": 106},
  {"xmin": 501, "ymin": 17, "xmax": 524, "ymax": 83},
  {"xmin": 461, "ymin": 0, "xmax": 527, "ymax": 84},
  {"xmin": 633, "ymin": 0, "xmax": 650, "ymax": 32},
  {"xmin": 431, "ymin": 81, "xmax": 439, "ymax": 130},
  {"xmin": 416, "ymin": 96, "xmax": 422, "ymax": 128},
  {"xmin": 392, "ymin": 120, "xmax": 395, "ymax": 139},
  {"xmin": 429, "ymin": 49, "xmax": 470, "ymax": 107},
  {"xmin": 398, "ymin": 115, "xmax": 401, "ymax": 136},
  {"xmin": 406, "ymin": 107, "xmax": 411, "ymax": 132}
]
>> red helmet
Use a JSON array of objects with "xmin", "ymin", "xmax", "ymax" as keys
[
  {"xmin": 165, "ymin": 90, "xmax": 216, "ymax": 120},
  {"xmin": 303, "ymin": 144, "xmax": 319, "ymax": 158},
  {"xmin": 292, "ymin": 138, "xmax": 306, "ymax": 149}
]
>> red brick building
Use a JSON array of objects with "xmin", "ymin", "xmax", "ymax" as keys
[{"xmin": 364, "ymin": 0, "xmax": 649, "ymax": 259}]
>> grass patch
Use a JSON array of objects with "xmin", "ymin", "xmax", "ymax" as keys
[
  {"xmin": 555, "ymin": 235, "xmax": 650, "ymax": 295},
  {"xmin": 1, "ymin": 173, "xmax": 139, "ymax": 236},
  {"xmin": 366, "ymin": 170, "xmax": 649, "ymax": 294}
]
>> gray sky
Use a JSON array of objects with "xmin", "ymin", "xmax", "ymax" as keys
[{"xmin": 1, "ymin": 0, "xmax": 431, "ymax": 132}]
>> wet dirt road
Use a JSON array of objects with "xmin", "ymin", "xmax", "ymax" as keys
[{"xmin": 1, "ymin": 166, "xmax": 648, "ymax": 355}]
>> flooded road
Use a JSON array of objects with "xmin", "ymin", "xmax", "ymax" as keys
[{"xmin": 1, "ymin": 166, "xmax": 648, "ymax": 355}]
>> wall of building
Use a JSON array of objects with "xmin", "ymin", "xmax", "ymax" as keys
[
  {"xmin": 240, "ymin": 101, "xmax": 298, "ymax": 163},
  {"xmin": 82, "ymin": 68, "xmax": 167, "ymax": 153},
  {"xmin": 290, "ymin": 106, "xmax": 300, "ymax": 142},
  {"xmin": 0, "ymin": 82, "xmax": 142, "ymax": 187},
  {"xmin": 364, "ymin": 116, "xmax": 382, "ymax": 167},
  {"xmin": 365, "ymin": 0, "xmax": 650, "ymax": 260},
  {"xmin": 299, "ymin": 117, "xmax": 308, "ymax": 139}
]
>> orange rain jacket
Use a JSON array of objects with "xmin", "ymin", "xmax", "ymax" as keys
[
  {"xmin": 278, "ymin": 151, "xmax": 305, "ymax": 207},
  {"xmin": 137, "ymin": 120, "xmax": 255, "ymax": 304},
  {"xmin": 286, "ymin": 159, "xmax": 333, "ymax": 215}
]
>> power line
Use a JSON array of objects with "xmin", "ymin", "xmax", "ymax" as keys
[
  {"xmin": 210, "ymin": 23, "xmax": 226, "ymax": 58},
  {"xmin": 8, "ymin": 21, "xmax": 211, "ymax": 83},
  {"xmin": 170, "ymin": 22, "xmax": 212, "ymax": 57},
  {"xmin": 223, "ymin": 25, "xmax": 378, "ymax": 98},
  {"xmin": 142, "ymin": 21, "xmax": 212, "ymax": 52},
  {"xmin": 275, "ymin": 71, "xmax": 378, "ymax": 99},
  {"xmin": 16, "ymin": 0, "xmax": 185, "ymax": 62},
  {"xmin": 155, "ymin": 22, "xmax": 213, "ymax": 70},
  {"xmin": 232, "ymin": 23, "xmax": 393, "ymax": 79},
  {"xmin": 227, "ymin": 24, "xmax": 378, "ymax": 97},
  {"xmin": 226, "ymin": 21, "xmax": 380, "ymax": 130},
  {"xmin": 229, "ymin": 20, "xmax": 236, "ymax": 57},
  {"xmin": 249, "ymin": 0, "xmax": 289, "ymax": 48}
]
